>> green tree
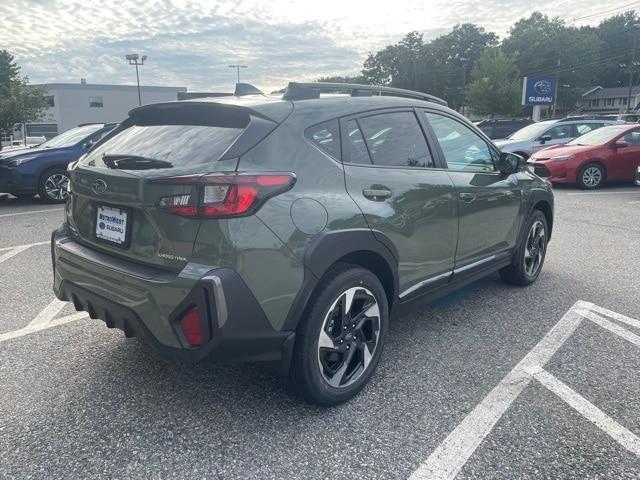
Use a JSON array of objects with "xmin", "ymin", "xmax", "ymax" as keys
[
  {"xmin": 361, "ymin": 25, "xmax": 497, "ymax": 107},
  {"xmin": 316, "ymin": 74, "xmax": 366, "ymax": 84},
  {"xmin": 467, "ymin": 48, "xmax": 521, "ymax": 116},
  {"xmin": 502, "ymin": 12, "xmax": 601, "ymax": 111},
  {"xmin": 593, "ymin": 11, "xmax": 640, "ymax": 87},
  {"xmin": 0, "ymin": 50, "xmax": 47, "ymax": 140}
]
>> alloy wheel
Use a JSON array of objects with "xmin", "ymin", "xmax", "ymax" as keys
[
  {"xmin": 44, "ymin": 173, "xmax": 69, "ymax": 201},
  {"xmin": 582, "ymin": 166, "xmax": 602, "ymax": 188},
  {"xmin": 524, "ymin": 220, "xmax": 546, "ymax": 277},
  {"xmin": 317, "ymin": 286, "xmax": 381, "ymax": 388}
]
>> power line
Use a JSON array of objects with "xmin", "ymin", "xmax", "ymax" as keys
[
  {"xmin": 523, "ymin": 53, "xmax": 630, "ymax": 78},
  {"xmin": 571, "ymin": 2, "xmax": 640, "ymax": 22}
]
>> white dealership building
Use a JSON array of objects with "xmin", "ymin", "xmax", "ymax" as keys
[{"xmin": 14, "ymin": 81, "xmax": 187, "ymax": 141}]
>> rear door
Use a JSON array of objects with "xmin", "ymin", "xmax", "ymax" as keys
[
  {"xmin": 341, "ymin": 109, "xmax": 458, "ymax": 297},
  {"xmin": 422, "ymin": 110, "xmax": 522, "ymax": 270}
]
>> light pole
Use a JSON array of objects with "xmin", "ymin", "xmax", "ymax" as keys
[
  {"xmin": 228, "ymin": 64, "xmax": 248, "ymax": 83},
  {"xmin": 126, "ymin": 53, "xmax": 147, "ymax": 106}
]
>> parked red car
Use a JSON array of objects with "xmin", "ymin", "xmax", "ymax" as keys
[{"xmin": 528, "ymin": 124, "xmax": 640, "ymax": 189}]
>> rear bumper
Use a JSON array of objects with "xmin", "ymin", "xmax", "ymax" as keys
[{"xmin": 52, "ymin": 225, "xmax": 294, "ymax": 366}]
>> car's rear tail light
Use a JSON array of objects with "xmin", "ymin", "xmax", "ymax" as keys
[
  {"xmin": 154, "ymin": 173, "xmax": 295, "ymax": 218},
  {"xmin": 179, "ymin": 306, "xmax": 203, "ymax": 346}
]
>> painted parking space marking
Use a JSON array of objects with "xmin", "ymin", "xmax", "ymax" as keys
[
  {"xmin": 0, "ymin": 207, "xmax": 64, "ymax": 218},
  {"xmin": 566, "ymin": 191, "xmax": 640, "ymax": 196},
  {"xmin": 0, "ymin": 240, "xmax": 49, "ymax": 264},
  {"xmin": 409, "ymin": 300, "xmax": 640, "ymax": 480},
  {"xmin": 531, "ymin": 369, "xmax": 640, "ymax": 456},
  {"xmin": 0, "ymin": 298, "xmax": 87, "ymax": 343}
]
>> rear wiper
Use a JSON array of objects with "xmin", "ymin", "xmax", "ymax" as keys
[{"xmin": 102, "ymin": 154, "xmax": 173, "ymax": 170}]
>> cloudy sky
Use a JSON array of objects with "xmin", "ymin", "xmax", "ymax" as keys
[{"xmin": 0, "ymin": 0, "xmax": 634, "ymax": 93}]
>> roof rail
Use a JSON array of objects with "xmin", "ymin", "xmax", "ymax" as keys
[
  {"xmin": 282, "ymin": 82, "xmax": 447, "ymax": 106},
  {"xmin": 234, "ymin": 83, "xmax": 264, "ymax": 96}
]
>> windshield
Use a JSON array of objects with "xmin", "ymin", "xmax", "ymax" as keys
[
  {"xmin": 567, "ymin": 126, "xmax": 628, "ymax": 146},
  {"xmin": 507, "ymin": 122, "xmax": 553, "ymax": 141},
  {"xmin": 40, "ymin": 125, "xmax": 103, "ymax": 148}
]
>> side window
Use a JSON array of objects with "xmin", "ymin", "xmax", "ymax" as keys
[
  {"xmin": 305, "ymin": 120, "xmax": 341, "ymax": 159},
  {"xmin": 621, "ymin": 130, "xmax": 640, "ymax": 146},
  {"xmin": 343, "ymin": 119, "xmax": 371, "ymax": 165},
  {"xmin": 357, "ymin": 111, "xmax": 434, "ymax": 168},
  {"xmin": 424, "ymin": 112, "xmax": 495, "ymax": 172},
  {"xmin": 544, "ymin": 125, "xmax": 572, "ymax": 140},
  {"xmin": 574, "ymin": 123, "xmax": 600, "ymax": 137}
]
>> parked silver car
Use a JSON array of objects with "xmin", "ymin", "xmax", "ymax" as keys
[{"xmin": 494, "ymin": 118, "xmax": 617, "ymax": 159}]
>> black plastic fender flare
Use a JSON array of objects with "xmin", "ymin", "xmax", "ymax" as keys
[{"xmin": 281, "ymin": 228, "xmax": 399, "ymax": 333}]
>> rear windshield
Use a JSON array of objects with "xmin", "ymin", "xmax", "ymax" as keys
[{"xmin": 80, "ymin": 124, "xmax": 243, "ymax": 168}]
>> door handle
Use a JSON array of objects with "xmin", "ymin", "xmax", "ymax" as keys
[
  {"xmin": 459, "ymin": 192, "xmax": 476, "ymax": 203},
  {"xmin": 363, "ymin": 188, "xmax": 392, "ymax": 201}
]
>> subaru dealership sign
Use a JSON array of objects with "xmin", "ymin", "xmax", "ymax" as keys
[{"xmin": 521, "ymin": 76, "xmax": 556, "ymax": 106}]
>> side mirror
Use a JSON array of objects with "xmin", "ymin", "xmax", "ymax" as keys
[
  {"xmin": 538, "ymin": 135, "xmax": 552, "ymax": 144},
  {"xmin": 614, "ymin": 140, "xmax": 630, "ymax": 148},
  {"xmin": 497, "ymin": 152, "xmax": 523, "ymax": 176}
]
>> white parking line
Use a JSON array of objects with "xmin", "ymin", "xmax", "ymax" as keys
[
  {"xmin": 583, "ymin": 302, "xmax": 640, "ymax": 331},
  {"xmin": 576, "ymin": 309, "xmax": 640, "ymax": 348},
  {"xmin": 532, "ymin": 369, "xmax": 640, "ymax": 457},
  {"xmin": 0, "ymin": 208, "xmax": 63, "ymax": 218},
  {"xmin": 409, "ymin": 301, "xmax": 640, "ymax": 480},
  {"xmin": 409, "ymin": 304, "xmax": 584, "ymax": 480},
  {"xmin": 0, "ymin": 298, "xmax": 87, "ymax": 343},
  {"xmin": 0, "ymin": 240, "xmax": 49, "ymax": 264},
  {"xmin": 566, "ymin": 191, "xmax": 639, "ymax": 196}
]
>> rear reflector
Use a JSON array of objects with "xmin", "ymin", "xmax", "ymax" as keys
[
  {"xmin": 154, "ymin": 173, "xmax": 295, "ymax": 219},
  {"xmin": 179, "ymin": 307, "xmax": 203, "ymax": 346}
]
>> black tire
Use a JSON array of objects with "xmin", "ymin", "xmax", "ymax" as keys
[
  {"xmin": 38, "ymin": 168, "xmax": 70, "ymax": 204},
  {"xmin": 577, "ymin": 162, "xmax": 605, "ymax": 190},
  {"xmin": 291, "ymin": 264, "xmax": 388, "ymax": 406},
  {"xmin": 500, "ymin": 210, "xmax": 548, "ymax": 286}
]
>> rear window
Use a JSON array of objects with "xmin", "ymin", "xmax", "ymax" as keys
[{"xmin": 80, "ymin": 124, "xmax": 243, "ymax": 168}]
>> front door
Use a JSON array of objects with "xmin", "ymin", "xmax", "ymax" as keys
[
  {"xmin": 341, "ymin": 109, "xmax": 458, "ymax": 297},
  {"xmin": 610, "ymin": 128, "xmax": 640, "ymax": 180},
  {"xmin": 422, "ymin": 111, "xmax": 523, "ymax": 269}
]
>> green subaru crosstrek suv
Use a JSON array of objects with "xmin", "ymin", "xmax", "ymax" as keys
[{"xmin": 52, "ymin": 82, "xmax": 553, "ymax": 405}]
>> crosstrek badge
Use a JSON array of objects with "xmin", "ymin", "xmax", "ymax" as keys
[{"xmin": 95, "ymin": 205, "xmax": 128, "ymax": 245}]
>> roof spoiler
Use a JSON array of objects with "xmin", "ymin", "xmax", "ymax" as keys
[
  {"xmin": 282, "ymin": 82, "xmax": 447, "ymax": 106},
  {"xmin": 234, "ymin": 83, "xmax": 264, "ymax": 96}
]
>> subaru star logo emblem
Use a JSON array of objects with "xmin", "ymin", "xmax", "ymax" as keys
[
  {"xmin": 92, "ymin": 179, "xmax": 107, "ymax": 195},
  {"xmin": 533, "ymin": 80, "xmax": 552, "ymax": 95}
]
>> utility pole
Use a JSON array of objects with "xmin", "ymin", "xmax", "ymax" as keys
[
  {"xmin": 552, "ymin": 58, "xmax": 561, "ymax": 118},
  {"xmin": 459, "ymin": 57, "xmax": 468, "ymax": 116},
  {"xmin": 624, "ymin": 24, "xmax": 640, "ymax": 113},
  {"xmin": 228, "ymin": 64, "xmax": 248, "ymax": 83},
  {"xmin": 125, "ymin": 54, "xmax": 147, "ymax": 106}
]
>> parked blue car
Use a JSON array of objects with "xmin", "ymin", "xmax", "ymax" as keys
[{"xmin": 0, "ymin": 123, "xmax": 117, "ymax": 203}]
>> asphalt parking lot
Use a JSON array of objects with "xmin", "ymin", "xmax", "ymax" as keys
[{"xmin": 1, "ymin": 185, "xmax": 639, "ymax": 479}]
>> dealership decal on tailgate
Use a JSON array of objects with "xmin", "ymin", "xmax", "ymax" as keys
[{"xmin": 96, "ymin": 205, "xmax": 128, "ymax": 245}]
